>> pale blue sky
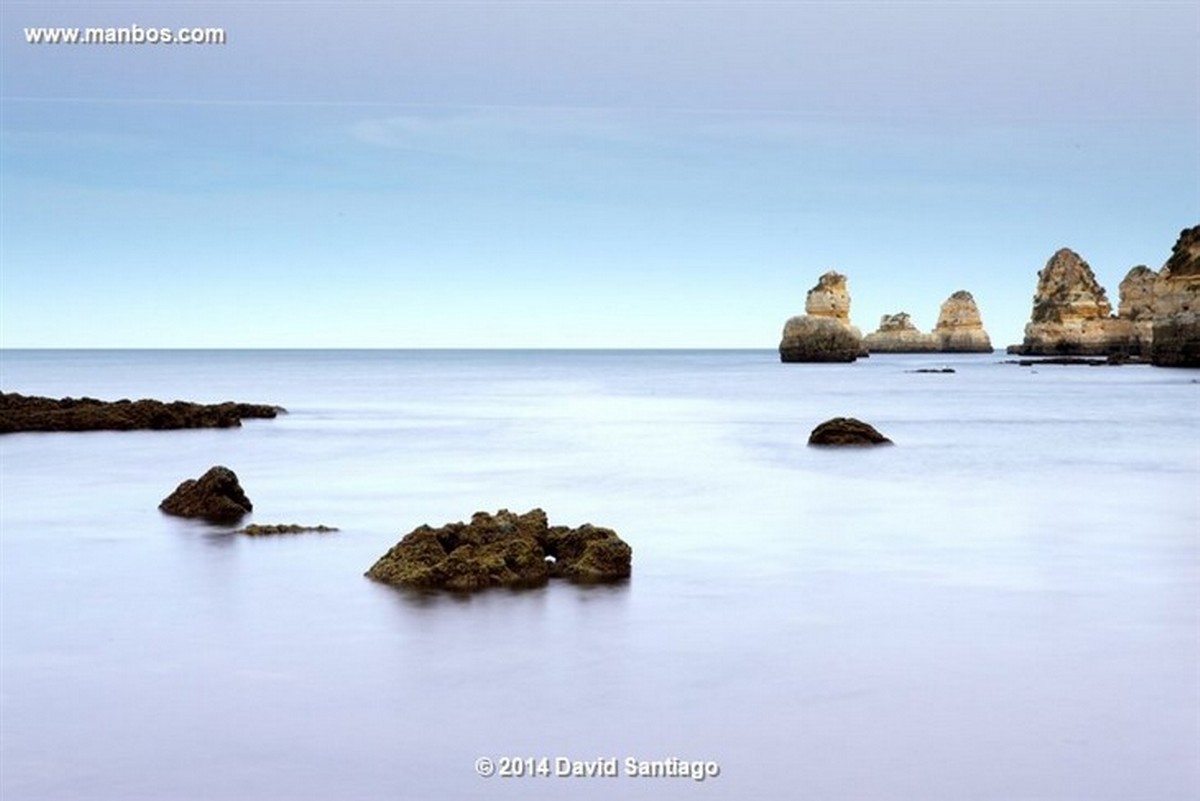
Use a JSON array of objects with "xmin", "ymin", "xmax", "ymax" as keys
[{"xmin": 2, "ymin": 1, "xmax": 1197, "ymax": 348}]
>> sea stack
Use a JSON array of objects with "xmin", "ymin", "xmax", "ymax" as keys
[
  {"xmin": 1117, "ymin": 265, "xmax": 1158, "ymax": 356},
  {"xmin": 1010, "ymin": 248, "xmax": 1132, "ymax": 356},
  {"xmin": 1150, "ymin": 225, "xmax": 1200, "ymax": 367},
  {"xmin": 932, "ymin": 290, "xmax": 993, "ymax": 352},
  {"xmin": 863, "ymin": 313, "xmax": 937, "ymax": 353},
  {"xmin": 779, "ymin": 271, "xmax": 865, "ymax": 362}
]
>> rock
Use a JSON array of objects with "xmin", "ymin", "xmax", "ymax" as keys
[
  {"xmin": 933, "ymin": 291, "xmax": 993, "ymax": 352},
  {"xmin": 236, "ymin": 524, "xmax": 338, "ymax": 536},
  {"xmin": 908, "ymin": 368, "xmax": 956, "ymax": 373},
  {"xmin": 804, "ymin": 270, "xmax": 852, "ymax": 324},
  {"xmin": 1118, "ymin": 265, "xmax": 1158, "ymax": 355},
  {"xmin": 779, "ymin": 271, "xmax": 865, "ymax": 362},
  {"xmin": 1009, "ymin": 357, "xmax": 1116, "ymax": 366},
  {"xmin": 807, "ymin": 417, "xmax": 893, "ymax": 447},
  {"xmin": 864, "ymin": 313, "xmax": 938, "ymax": 353},
  {"xmin": 365, "ymin": 509, "xmax": 632, "ymax": 592},
  {"xmin": 0, "ymin": 393, "xmax": 282, "ymax": 434},
  {"xmin": 780, "ymin": 316, "xmax": 864, "ymax": 362},
  {"xmin": 159, "ymin": 466, "xmax": 253, "ymax": 523},
  {"xmin": 1010, "ymin": 248, "xmax": 1131, "ymax": 356},
  {"xmin": 1150, "ymin": 225, "xmax": 1200, "ymax": 367}
]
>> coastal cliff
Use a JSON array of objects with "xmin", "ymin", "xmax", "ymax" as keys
[
  {"xmin": 779, "ymin": 271, "xmax": 864, "ymax": 362},
  {"xmin": 1150, "ymin": 225, "xmax": 1200, "ymax": 367},
  {"xmin": 1009, "ymin": 226, "xmax": 1200, "ymax": 364}
]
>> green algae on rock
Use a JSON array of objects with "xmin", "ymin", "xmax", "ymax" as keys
[{"xmin": 366, "ymin": 508, "xmax": 632, "ymax": 592}]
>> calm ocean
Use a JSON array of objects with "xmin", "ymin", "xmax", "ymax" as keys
[{"xmin": 1, "ymin": 349, "xmax": 1197, "ymax": 800}]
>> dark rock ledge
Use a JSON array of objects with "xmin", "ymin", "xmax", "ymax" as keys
[
  {"xmin": 366, "ymin": 508, "xmax": 632, "ymax": 592},
  {"xmin": 0, "ymin": 392, "xmax": 283, "ymax": 433}
]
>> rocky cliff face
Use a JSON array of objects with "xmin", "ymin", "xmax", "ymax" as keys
[
  {"xmin": 1150, "ymin": 225, "xmax": 1200, "ymax": 367},
  {"xmin": 933, "ymin": 290, "xmax": 993, "ymax": 352},
  {"xmin": 863, "ymin": 313, "xmax": 937, "ymax": 352},
  {"xmin": 780, "ymin": 271, "xmax": 864, "ymax": 362},
  {"xmin": 1011, "ymin": 248, "xmax": 1132, "ymax": 355}
]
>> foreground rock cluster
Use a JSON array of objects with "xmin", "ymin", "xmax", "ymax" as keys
[
  {"xmin": 1009, "ymin": 225, "xmax": 1199, "ymax": 366},
  {"xmin": 366, "ymin": 508, "xmax": 632, "ymax": 592},
  {"xmin": 0, "ymin": 393, "xmax": 282, "ymax": 434},
  {"xmin": 780, "ymin": 274, "xmax": 992, "ymax": 361}
]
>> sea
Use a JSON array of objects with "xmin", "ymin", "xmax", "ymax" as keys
[{"xmin": 1, "ymin": 349, "xmax": 1197, "ymax": 801}]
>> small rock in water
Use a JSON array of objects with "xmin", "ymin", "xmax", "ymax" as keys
[
  {"xmin": 159, "ymin": 466, "xmax": 253, "ymax": 523},
  {"xmin": 808, "ymin": 417, "xmax": 893, "ymax": 447}
]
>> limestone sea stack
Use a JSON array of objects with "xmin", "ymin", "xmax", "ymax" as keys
[
  {"xmin": 779, "ymin": 271, "xmax": 865, "ymax": 362},
  {"xmin": 1118, "ymin": 265, "xmax": 1158, "ymax": 356},
  {"xmin": 933, "ymin": 290, "xmax": 993, "ymax": 352},
  {"xmin": 1010, "ymin": 248, "xmax": 1131, "ymax": 356},
  {"xmin": 1150, "ymin": 225, "xmax": 1200, "ymax": 367},
  {"xmin": 863, "ymin": 313, "xmax": 937, "ymax": 353}
]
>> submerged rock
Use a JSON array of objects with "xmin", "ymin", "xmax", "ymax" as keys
[
  {"xmin": 933, "ymin": 291, "xmax": 993, "ymax": 352},
  {"xmin": 236, "ymin": 524, "xmax": 338, "ymax": 536},
  {"xmin": 159, "ymin": 466, "xmax": 253, "ymax": 523},
  {"xmin": 366, "ymin": 509, "xmax": 632, "ymax": 592},
  {"xmin": 808, "ymin": 417, "xmax": 893, "ymax": 447},
  {"xmin": 0, "ymin": 393, "xmax": 282, "ymax": 434},
  {"xmin": 1150, "ymin": 225, "xmax": 1200, "ymax": 367},
  {"xmin": 779, "ymin": 272, "xmax": 865, "ymax": 362}
]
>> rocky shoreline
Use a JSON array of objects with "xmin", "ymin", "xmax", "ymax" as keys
[
  {"xmin": 0, "ymin": 393, "xmax": 283, "ymax": 433},
  {"xmin": 1007, "ymin": 225, "xmax": 1199, "ymax": 366}
]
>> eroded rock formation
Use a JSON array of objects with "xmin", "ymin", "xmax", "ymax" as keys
[
  {"xmin": 779, "ymin": 271, "xmax": 865, "ymax": 362},
  {"xmin": 1011, "ymin": 248, "xmax": 1132, "ymax": 356},
  {"xmin": 863, "ymin": 313, "xmax": 937, "ymax": 353},
  {"xmin": 1150, "ymin": 225, "xmax": 1200, "ymax": 367},
  {"xmin": 1118, "ymin": 266, "xmax": 1157, "ymax": 355},
  {"xmin": 0, "ymin": 393, "xmax": 282, "ymax": 434},
  {"xmin": 159, "ymin": 466, "xmax": 253, "ymax": 523},
  {"xmin": 365, "ymin": 509, "xmax": 632, "ymax": 592},
  {"xmin": 933, "ymin": 291, "xmax": 993, "ymax": 352}
]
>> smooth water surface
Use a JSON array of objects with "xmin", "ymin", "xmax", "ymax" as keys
[{"xmin": 2, "ymin": 350, "xmax": 1198, "ymax": 800}]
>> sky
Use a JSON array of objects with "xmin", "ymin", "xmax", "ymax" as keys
[{"xmin": 1, "ymin": 1, "xmax": 1197, "ymax": 349}]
